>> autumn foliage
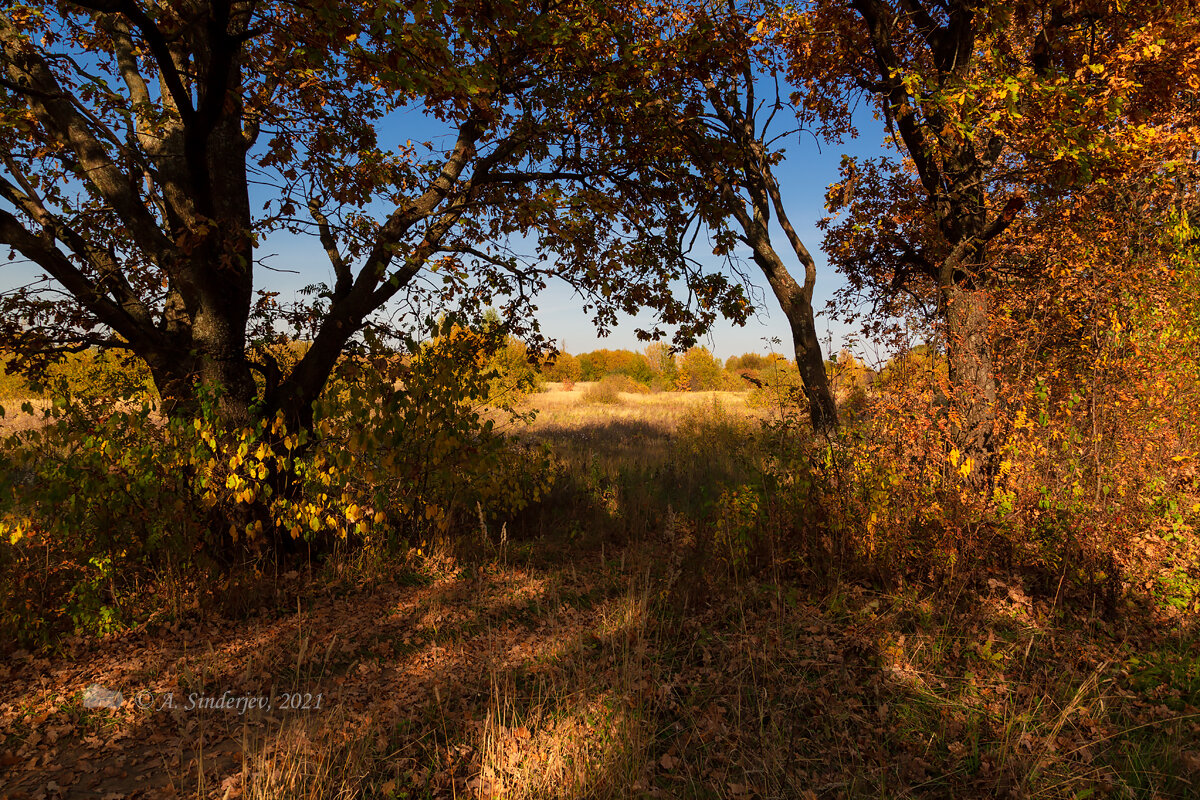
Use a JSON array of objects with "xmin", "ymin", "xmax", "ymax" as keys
[{"xmin": 1, "ymin": 1, "xmax": 1199, "ymax": 797}]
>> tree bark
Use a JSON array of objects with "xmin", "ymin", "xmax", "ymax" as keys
[
  {"xmin": 942, "ymin": 282, "xmax": 998, "ymax": 465},
  {"xmin": 737, "ymin": 188, "xmax": 839, "ymax": 434},
  {"xmin": 847, "ymin": 0, "xmax": 1020, "ymax": 467},
  {"xmin": 688, "ymin": 81, "xmax": 840, "ymax": 435},
  {"xmin": 744, "ymin": 235, "xmax": 839, "ymax": 433},
  {"xmin": 790, "ymin": 302, "xmax": 839, "ymax": 433}
]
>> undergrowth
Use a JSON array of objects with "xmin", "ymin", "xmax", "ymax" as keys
[{"xmin": 1, "ymin": 366, "xmax": 1197, "ymax": 798}]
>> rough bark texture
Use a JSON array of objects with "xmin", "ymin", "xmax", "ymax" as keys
[
  {"xmin": 0, "ymin": 4, "xmax": 482, "ymax": 429},
  {"xmin": 791, "ymin": 303, "xmax": 840, "ymax": 433},
  {"xmin": 0, "ymin": 3, "xmax": 261, "ymax": 424},
  {"xmin": 745, "ymin": 228, "xmax": 839, "ymax": 434},
  {"xmin": 942, "ymin": 283, "xmax": 998, "ymax": 460}
]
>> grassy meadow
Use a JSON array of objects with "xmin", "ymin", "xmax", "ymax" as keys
[
  {"xmin": 1, "ymin": 378, "xmax": 1197, "ymax": 799},
  {"xmin": 4, "ymin": 2, "xmax": 1200, "ymax": 797}
]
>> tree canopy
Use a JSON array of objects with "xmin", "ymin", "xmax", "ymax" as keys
[
  {"xmin": 1, "ymin": 0, "xmax": 1197, "ymax": 449},
  {"xmin": 780, "ymin": 0, "xmax": 1200, "ymax": 465},
  {"xmin": 0, "ymin": 0, "xmax": 750, "ymax": 426}
]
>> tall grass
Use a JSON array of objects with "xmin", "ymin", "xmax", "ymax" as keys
[{"xmin": 5, "ymin": 384, "xmax": 1197, "ymax": 800}]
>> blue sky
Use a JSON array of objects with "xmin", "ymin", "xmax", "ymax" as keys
[
  {"xmin": 254, "ymin": 106, "xmax": 897, "ymax": 362},
  {"xmin": 2, "ymin": 64, "xmax": 897, "ymax": 364},
  {"xmin": 539, "ymin": 115, "xmax": 895, "ymax": 360}
]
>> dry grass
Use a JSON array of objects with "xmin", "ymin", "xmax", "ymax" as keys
[
  {"xmin": 502, "ymin": 386, "xmax": 757, "ymax": 469},
  {"xmin": 472, "ymin": 585, "xmax": 655, "ymax": 798},
  {"xmin": 531, "ymin": 383, "xmax": 751, "ymax": 417},
  {"xmin": 3, "ymin": 389, "xmax": 1198, "ymax": 800},
  {"xmin": 237, "ymin": 710, "xmax": 374, "ymax": 800},
  {"xmin": 0, "ymin": 397, "xmax": 166, "ymax": 437},
  {"xmin": 0, "ymin": 398, "xmax": 53, "ymax": 436}
]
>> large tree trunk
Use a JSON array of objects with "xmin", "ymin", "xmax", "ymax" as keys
[
  {"xmin": 685, "ymin": 69, "xmax": 839, "ymax": 435},
  {"xmin": 942, "ymin": 282, "xmax": 998, "ymax": 469},
  {"xmin": 144, "ymin": 328, "xmax": 255, "ymax": 424},
  {"xmin": 752, "ymin": 256, "xmax": 840, "ymax": 434},
  {"xmin": 191, "ymin": 300, "xmax": 257, "ymax": 422},
  {"xmin": 140, "ymin": 250, "xmax": 258, "ymax": 424}
]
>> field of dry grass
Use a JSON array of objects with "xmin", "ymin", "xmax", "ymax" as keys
[
  {"xmin": 0, "ymin": 399, "xmax": 54, "ymax": 436},
  {"xmin": 1, "ymin": 387, "xmax": 1198, "ymax": 799},
  {"xmin": 504, "ymin": 384, "xmax": 759, "ymax": 468}
]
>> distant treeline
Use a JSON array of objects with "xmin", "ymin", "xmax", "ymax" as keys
[
  {"xmin": 1, "ymin": 339, "xmax": 941, "ymax": 405},
  {"xmin": 537, "ymin": 343, "xmax": 915, "ymax": 399}
]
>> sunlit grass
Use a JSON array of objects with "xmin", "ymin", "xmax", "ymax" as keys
[{"xmin": 3, "ymin": 387, "xmax": 1198, "ymax": 799}]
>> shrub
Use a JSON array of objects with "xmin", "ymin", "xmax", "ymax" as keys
[
  {"xmin": 581, "ymin": 380, "xmax": 622, "ymax": 404},
  {"xmin": 543, "ymin": 351, "xmax": 582, "ymax": 383},
  {"xmin": 725, "ymin": 353, "xmax": 770, "ymax": 372},
  {"xmin": 745, "ymin": 358, "xmax": 805, "ymax": 410},
  {"xmin": 577, "ymin": 349, "xmax": 654, "ymax": 383},
  {"xmin": 676, "ymin": 346, "xmax": 725, "ymax": 391},
  {"xmin": 0, "ymin": 396, "xmax": 217, "ymax": 645},
  {"xmin": 580, "ymin": 374, "xmax": 647, "ymax": 404},
  {"xmin": 645, "ymin": 342, "xmax": 679, "ymax": 388},
  {"xmin": 605, "ymin": 374, "xmax": 649, "ymax": 394},
  {"xmin": 0, "ymin": 318, "xmax": 558, "ymax": 647},
  {"xmin": 486, "ymin": 336, "xmax": 545, "ymax": 404},
  {"xmin": 0, "ymin": 357, "xmax": 32, "ymax": 400},
  {"xmin": 1, "ymin": 348, "xmax": 158, "ymax": 403}
]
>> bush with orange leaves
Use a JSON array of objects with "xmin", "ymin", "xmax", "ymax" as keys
[{"xmin": 763, "ymin": 189, "xmax": 1200, "ymax": 614}]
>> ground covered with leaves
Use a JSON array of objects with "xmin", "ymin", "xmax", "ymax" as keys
[{"xmin": 2, "ymin": 388, "xmax": 1198, "ymax": 799}]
